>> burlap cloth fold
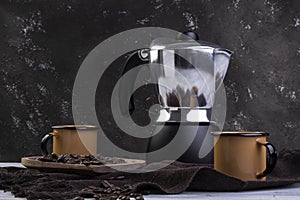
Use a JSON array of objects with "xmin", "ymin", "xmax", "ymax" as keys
[{"xmin": 0, "ymin": 150, "xmax": 300, "ymax": 199}]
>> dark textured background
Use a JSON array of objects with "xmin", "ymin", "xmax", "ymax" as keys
[{"xmin": 0, "ymin": 0, "xmax": 299, "ymax": 161}]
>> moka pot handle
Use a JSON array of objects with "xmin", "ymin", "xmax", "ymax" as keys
[{"xmin": 119, "ymin": 49, "xmax": 149, "ymax": 115}]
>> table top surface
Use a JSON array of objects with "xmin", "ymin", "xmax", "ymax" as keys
[{"xmin": 1, "ymin": 162, "xmax": 300, "ymax": 200}]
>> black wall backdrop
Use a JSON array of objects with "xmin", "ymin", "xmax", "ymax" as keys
[{"xmin": 0, "ymin": 0, "xmax": 299, "ymax": 161}]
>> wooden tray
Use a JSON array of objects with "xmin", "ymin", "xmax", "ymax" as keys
[{"xmin": 21, "ymin": 156, "xmax": 145, "ymax": 175}]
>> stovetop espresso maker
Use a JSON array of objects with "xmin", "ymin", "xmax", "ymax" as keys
[{"xmin": 120, "ymin": 31, "xmax": 232, "ymax": 164}]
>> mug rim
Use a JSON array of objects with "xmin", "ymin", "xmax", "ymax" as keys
[
  {"xmin": 52, "ymin": 125, "xmax": 99, "ymax": 130},
  {"xmin": 212, "ymin": 131, "xmax": 269, "ymax": 137}
]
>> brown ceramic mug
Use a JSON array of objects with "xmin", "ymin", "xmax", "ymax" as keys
[
  {"xmin": 41, "ymin": 125, "xmax": 98, "ymax": 156},
  {"xmin": 212, "ymin": 131, "xmax": 277, "ymax": 181}
]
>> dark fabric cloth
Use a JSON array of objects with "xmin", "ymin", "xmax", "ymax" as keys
[{"xmin": 1, "ymin": 150, "xmax": 300, "ymax": 199}]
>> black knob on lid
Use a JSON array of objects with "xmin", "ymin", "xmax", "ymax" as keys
[
  {"xmin": 177, "ymin": 31, "xmax": 199, "ymax": 41},
  {"xmin": 183, "ymin": 31, "xmax": 199, "ymax": 40}
]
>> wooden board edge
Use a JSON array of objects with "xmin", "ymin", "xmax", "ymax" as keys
[{"xmin": 21, "ymin": 156, "xmax": 146, "ymax": 174}]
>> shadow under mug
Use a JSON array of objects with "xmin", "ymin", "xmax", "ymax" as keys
[
  {"xmin": 41, "ymin": 125, "xmax": 98, "ymax": 156},
  {"xmin": 212, "ymin": 131, "xmax": 277, "ymax": 181}
]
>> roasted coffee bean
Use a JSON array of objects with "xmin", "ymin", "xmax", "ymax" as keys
[
  {"xmin": 90, "ymin": 185, "xmax": 101, "ymax": 189},
  {"xmin": 114, "ymin": 186, "xmax": 121, "ymax": 191},
  {"xmin": 129, "ymin": 193, "xmax": 142, "ymax": 198},
  {"xmin": 82, "ymin": 188, "xmax": 93, "ymax": 192},
  {"xmin": 70, "ymin": 154, "xmax": 78, "ymax": 158},
  {"xmin": 136, "ymin": 195, "xmax": 144, "ymax": 200},
  {"xmin": 79, "ymin": 191, "xmax": 94, "ymax": 198},
  {"xmin": 113, "ymin": 190, "xmax": 121, "ymax": 195},
  {"xmin": 129, "ymin": 193, "xmax": 135, "ymax": 197},
  {"xmin": 65, "ymin": 155, "xmax": 72, "ymax": 161},
  {"xmin": 50, "ymin": 153, "xmax": 58, "ymax": 159},
  {"xmin": 82, "ymin": 161, "xmax": 91, "ymax": 166},
  {"xmin": 104, "ymin": 188, "xmax": 113, "ymax": 194},
  {"xmin": 119, "ymin": 195, "xmax": 126, "ymax": 200},
  {"xmin": 67, "ymin": 160, "xmax": 77, "ymax": 164},
  {"xmin": 57, "ymin": 155, "xmax": 65, "ymax": 162},
  {"xmin": 124, "ymin": 184, "xmax": 132, "ymax": 190},
  {"xmin": 93, "ymin": 188, "xmax": 105, "ymax": 193},
  {"xmin": 73, "ymin": 196, "xmax": 84, "ymax": 200},
  {"xmin": 102, "ymin": 180, "xmax": 114, "ymax": 188},
  {"xmin": 90, "ymin": 161, "xmax": 103, "ymax": 165},
  {"xmin": 109, "ymin": 195, "xmax": 119, "ymax": 200},
  {"xmin": 107, "ymin": 175, "xmax": 125, "ymax": 180},
  {"xmin": 96, "ymin": 155, "xmax": 126, "ymax": 164},
  {"xmin": 122, "ymin": 187, "xmax": 132, "ymax": 192},
  {"xmin": 116, "ymin": 176, "xmax": 125, "ymax": 180}
]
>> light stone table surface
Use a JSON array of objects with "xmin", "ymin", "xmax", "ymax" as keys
[{"xmin": 0, "ymin": 163, "xmax": 300, "ymax": 200}]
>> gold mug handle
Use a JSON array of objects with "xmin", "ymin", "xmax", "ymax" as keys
[
  {"xmin": 256, "ymin": 138, "xmax": 277, "ymax": 178},
  {"xmin": 41, "ymin": 132, "xmax": 54, "ymax": 156}
]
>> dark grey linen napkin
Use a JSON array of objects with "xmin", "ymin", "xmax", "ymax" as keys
[{"xmin": 0, "ymin": 150, "xmax": 299, "ymax": 200}]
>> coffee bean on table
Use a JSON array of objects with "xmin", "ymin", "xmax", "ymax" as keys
[
  {"xmin": 51, "ymin": 153, "xmax": 58, "ymax": 159},
  {"xmin": 70, "ymin": 154, "xmax": 78, "ymax": 159},
  {"xmin": 79, "ymin": 191, "xmax": 94, "ymax": 198},
  {"xmin": 93, "ymin": 188, "xmax": 105, "ymax": 193},
  {"xmin": 104, "ymin": 188, "xmax": 113, "ymax": 194},
  {"xmin": 102, "ymin": 180, "xmax": 114, "ymax": 188},
  {"xmin": 136, "ymin": 195, "xmax": 144, "ymax": 200},
  {"xmin": 119, "ymin": 195, "xmax": 126, "ymax": 200},
  {"xmin": 72, "ymin": 197, "xmax": 84, "ymax": 200},
  {"xmin": 108, "ymin": 175, "xmax": 125, "ymax": 180}
]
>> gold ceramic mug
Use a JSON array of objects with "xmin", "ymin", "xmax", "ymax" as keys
[
  {"xmin": 41, "ymin": 125, "xmax": 98, "ymax": 156},
  {"xmin": 213, "ymin": 131, "xmax": 277, "ymax": 181}
]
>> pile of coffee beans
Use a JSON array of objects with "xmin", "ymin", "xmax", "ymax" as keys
[
  {"xmin": 73, "ymin": 179, "xmax": 144, "ymax": 200},
  {"xmin": 95, "ymin": 154, "xmax": 126, "ymax": 164},
  {"xmin": 38, "ymin": 153, "xmax": 125, "ymax": 165}
]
